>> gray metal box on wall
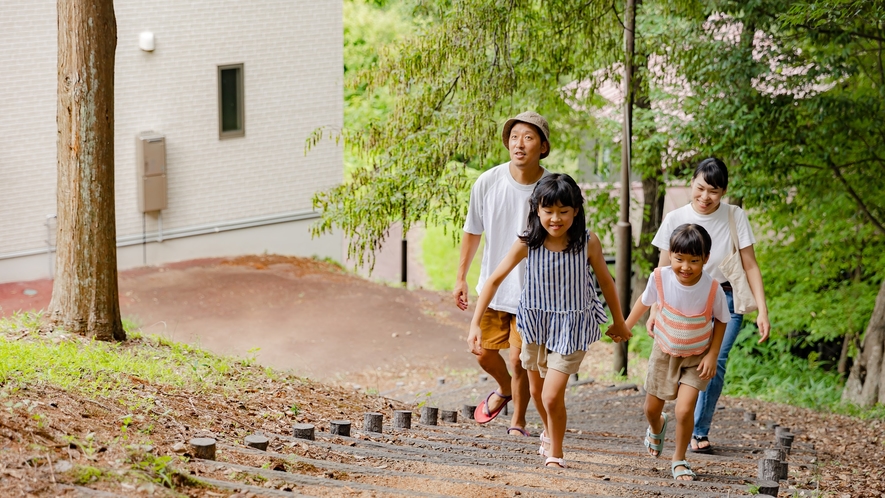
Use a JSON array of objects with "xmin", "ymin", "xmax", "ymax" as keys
[{"xmin": 136, "ymin": 133, "xmax": 167, "ymax": 212}]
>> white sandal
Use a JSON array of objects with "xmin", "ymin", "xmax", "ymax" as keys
[
  {"xmin": 544, "ymin": 456, "xmax": 566, "ymax": 468},
  {"xmin": 538, "ymin": 431, "xmax": 551, "ymax": 456}
]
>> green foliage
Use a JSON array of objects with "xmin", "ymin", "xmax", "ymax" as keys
[
  {"xmin": 127, "ymin": 447, "xmax": 201, "ymax": 490},
  {"xmin": 72, "ymin": 465, "xmax": 104, "ymax": 485},
  {"xmin": 627, "ymin": 327, "xmax": 654, "ymax": 359},
  {"xmin": 724, "ymin": 329, "xmax": 845, "ymax": 408},
  {"xmin": 324, "ymin": 0, "xmax": 885, "ymax": 404},
  {"xmin": 644, "ymin": 1, "xmax": 885, "ymax": 367},
  {"xmin": 724, "ymin": 327, "xmax": 885, "ymax": 418},
  {"xmin": 342, "ymin": 0, "xmax": 417, "ymax": 172},
  {"xmin": 756, "ymin": 193, "xmax": 881, "ymax": 345},
  {"xmin": 315, "ymin": 0, "xmax": 624, "ymax": 268},
  {"xmin": 420, "ymin": 222, "xmax": 483, "ymax": 292}
]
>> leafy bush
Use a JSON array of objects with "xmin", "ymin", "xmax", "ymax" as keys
[{"xmin": 724, "ymin": 327, "xmax": 885, "ymax": 419}]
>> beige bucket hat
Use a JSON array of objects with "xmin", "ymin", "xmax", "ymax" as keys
[{"xmin": 502, "ymin": 111, "xmax": 551, "ymax": 159}]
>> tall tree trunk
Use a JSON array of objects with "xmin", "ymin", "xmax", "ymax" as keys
[
  {"xmin": 843, "ymin": 278, "xmax": 885, "ymax": 406},
  {"xmin": 49, "ymin": 0, "xmax": 124, "ymax": 341},
  {"xmin": 629, "ymin": 26, "xmax": 666, "ymax": 314}
]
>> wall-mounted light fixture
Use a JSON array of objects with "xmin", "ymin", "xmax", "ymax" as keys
[{"xmin": 139, "ymin": 31, "xmax": 155, "ymax": 52}]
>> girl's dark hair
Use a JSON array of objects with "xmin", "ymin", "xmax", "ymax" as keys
[
  {"xmin": 692, "ymin": 157, "xmax": 729, "ymax": 190},
  {"xmin": 670, "ymin": 223, "xmax": 712, "ymax": 258},
  {"xmin": 519, "ymin": 174, "xmax": 586, "ymax": 253}
]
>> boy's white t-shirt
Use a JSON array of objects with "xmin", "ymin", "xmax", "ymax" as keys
[
  {"xmin": 463, "ymin": 162, "xmax": 547, "ymax": 314},
  {"xmin": 641, "ymin": 267, "xmax": 731, "ymax": 322},
  {"xmin": 652, "ymin": 202, "xmax": 756, "ymax": 283}
]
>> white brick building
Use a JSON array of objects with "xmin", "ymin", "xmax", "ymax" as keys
[{"xmin": 0, "ymin": 1, "xmax": 343, "ymax": 283}]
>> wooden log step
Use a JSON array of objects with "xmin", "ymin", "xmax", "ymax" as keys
[
  {"xmin": 292, "ymin": 423, "xmax": 315, "ymax": 441},
  {"xmin": 461, "ymin": 404, "xmax": 476, "ymax": 420},
  {"xmin": 244, "ymin": 433, "xmax": 268, "ymax": 451},
  {"xmin": 757, "ymin": 478, "xmax": 779, "ymax": 496},
  {"xmin": 440, "ymin": 409, "xmax": 458, "ymax": 423},
  {"xmin": 420, "ymin": 406, "xmax": 438, "ymax": 426},
  {"xmin": 394, "ymin": 409, "xmax": 412, "ymax": 429},
  {"xmin": 189, "ymin": 437, "xmax": 216, "ymax": 460},
  {"xmin": 364, "ymin": 412, "xmax": 383, "ymax": 433},
  {"xmin": 330, "ymin": 420, "xmax": 351, "ymax": 437}
]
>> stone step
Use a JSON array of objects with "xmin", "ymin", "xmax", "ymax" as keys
[
  {"xmin": 201, "ymin": 425, "xmax": 758, "ymax": 497},
  {"xmin": 215, "ymin": 443, "xmax": 605, "ymax": 497},
  {"xmin": 196, "ymin": 458, "xmax": 450, "ymax": 497},
  {"xmin": 197, "ymin": 475, "xmax": 313, "ymax": 497},
  {"xmin": 178, "ymin": 379, "xmax": 811, "ymax": 497}
]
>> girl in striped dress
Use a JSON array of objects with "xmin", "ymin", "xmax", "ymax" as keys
[
  {"xmin": 624, "ymin": 224, "xmax": 730, "ymax": 481},
  {"xmin": 469, "ymin": 174, "xmax": 632, "ymax": 468}
]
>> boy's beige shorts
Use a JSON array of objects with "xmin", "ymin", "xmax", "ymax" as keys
[{"xmin": 644, "ymin": 342, "xmax": 710, "ymax": 401}]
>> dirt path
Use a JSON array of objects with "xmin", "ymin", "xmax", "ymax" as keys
[
  {"xmin": 0, "ymin": 255, "xmax": 476, "ymax": 383},
  {"xmin": 2, "ymin": 255, "xmax": 884, "ymax": 497}
]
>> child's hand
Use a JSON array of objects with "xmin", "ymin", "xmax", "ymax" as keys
[
  {"xmin": 467, "ymin": 324, "xmax": 483, "ymax": 356},
  {"xmin": 605, "ymin": 323, "xmax": 632, "ymax": 343},
  {"xmin": 697, "ymin": 353, "xmax": 716, "ymax": 380}
]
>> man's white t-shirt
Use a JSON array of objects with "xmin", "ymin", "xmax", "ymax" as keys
[
  {"xmin": 641, "ymin": 268, "xmax": 731, "ymax": 322},
  {"xmin": 463, "ymin": 162, "xmax": 547, "ymax": 314},
  {"xmin": 651, "ymin": 202, "xmax": 756, "ymax": 283}
]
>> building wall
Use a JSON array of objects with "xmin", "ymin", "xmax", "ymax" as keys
[
  {"xmin": 0, "ymin": 1, "xmax": 343, "ymax": 283},
  {"xmin": 0, "ymin": 1, "xmax": 57, "ymax": 262}
]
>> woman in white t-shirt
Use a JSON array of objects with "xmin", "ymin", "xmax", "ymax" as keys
[{"xmin": 649, "ymin": 157, "xmax": 771, "ymax": 453}]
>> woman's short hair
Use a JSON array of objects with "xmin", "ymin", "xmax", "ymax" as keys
[{"xmin": 692, "ymin": 157, "xmax": 728, "ymax": 190}]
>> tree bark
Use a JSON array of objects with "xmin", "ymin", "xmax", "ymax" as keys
[
  {"xmin": 629, "ymin": 38, "xmax": 665, "ymax": 317},
  {"xmin": 843, "ymin": 277, "xmax": 885, "ymax": 406},
  {"xmin": 50, "ymin": 0, "xmax": 124, "ymax": 341}
]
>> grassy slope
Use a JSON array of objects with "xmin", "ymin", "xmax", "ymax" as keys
[{"xmin": 0, "ymin": 312, "xmax": 396, "ymax": 496}]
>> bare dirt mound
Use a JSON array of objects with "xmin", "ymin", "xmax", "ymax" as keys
[{"xmin": 0, "ymin": 255, "xmax": 477, "ymax": 384}]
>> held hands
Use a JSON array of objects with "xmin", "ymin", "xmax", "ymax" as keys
[
  {"xmin": 697, "ymin": 353, "xmax": 716, "ymax": 380},
  {"xmin": 467, "ymin": 324, "xmax": 483, "ymax": 356},
  {"xmin": 453, "ymin": 280, "xmax": 469, "ymax": 311},
  {"xmin": 605, "ymin": 323, "xmax": 633, "ymax": 343}
]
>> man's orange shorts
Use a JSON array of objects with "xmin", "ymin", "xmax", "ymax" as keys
[{"xmin": 479, "ymin": 308, "xmax": 523, "ymax": 350}]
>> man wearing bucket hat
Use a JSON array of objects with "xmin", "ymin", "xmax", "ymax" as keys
[{"xmin": 454, "ymin": 111, "xmax": 550, "ymax": 436}]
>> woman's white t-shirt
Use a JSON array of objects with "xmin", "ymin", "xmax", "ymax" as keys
[{"xmin": 651, "ymin": 202, "xmax": 755, "ymax": 283}]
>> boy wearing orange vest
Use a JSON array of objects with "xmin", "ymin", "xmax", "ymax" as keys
[{"xmin": 626, "ymin": 223, "xmax": 730, "ymax": 481}]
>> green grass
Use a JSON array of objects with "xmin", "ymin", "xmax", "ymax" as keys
[
  {"xmin": 421, "ymin": 223, "xmax": 483, "ymax": 293},
  {"xmin": 0, "ymin": 312, "xmax": 272, "ymax": 405}
]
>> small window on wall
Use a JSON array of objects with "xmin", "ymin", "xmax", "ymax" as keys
[{"xmin": 218, "ymin": 64, "xmax": 244, "ymax": 138}]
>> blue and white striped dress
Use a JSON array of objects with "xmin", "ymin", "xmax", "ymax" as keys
[{"xmin": 516, "ymin": 231, "xmax": 609, "ymax": 355}]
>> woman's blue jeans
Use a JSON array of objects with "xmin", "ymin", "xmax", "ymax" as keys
[{"xmin": 693, "ymin": 288, "xmax": 743, "ymax": 438}]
